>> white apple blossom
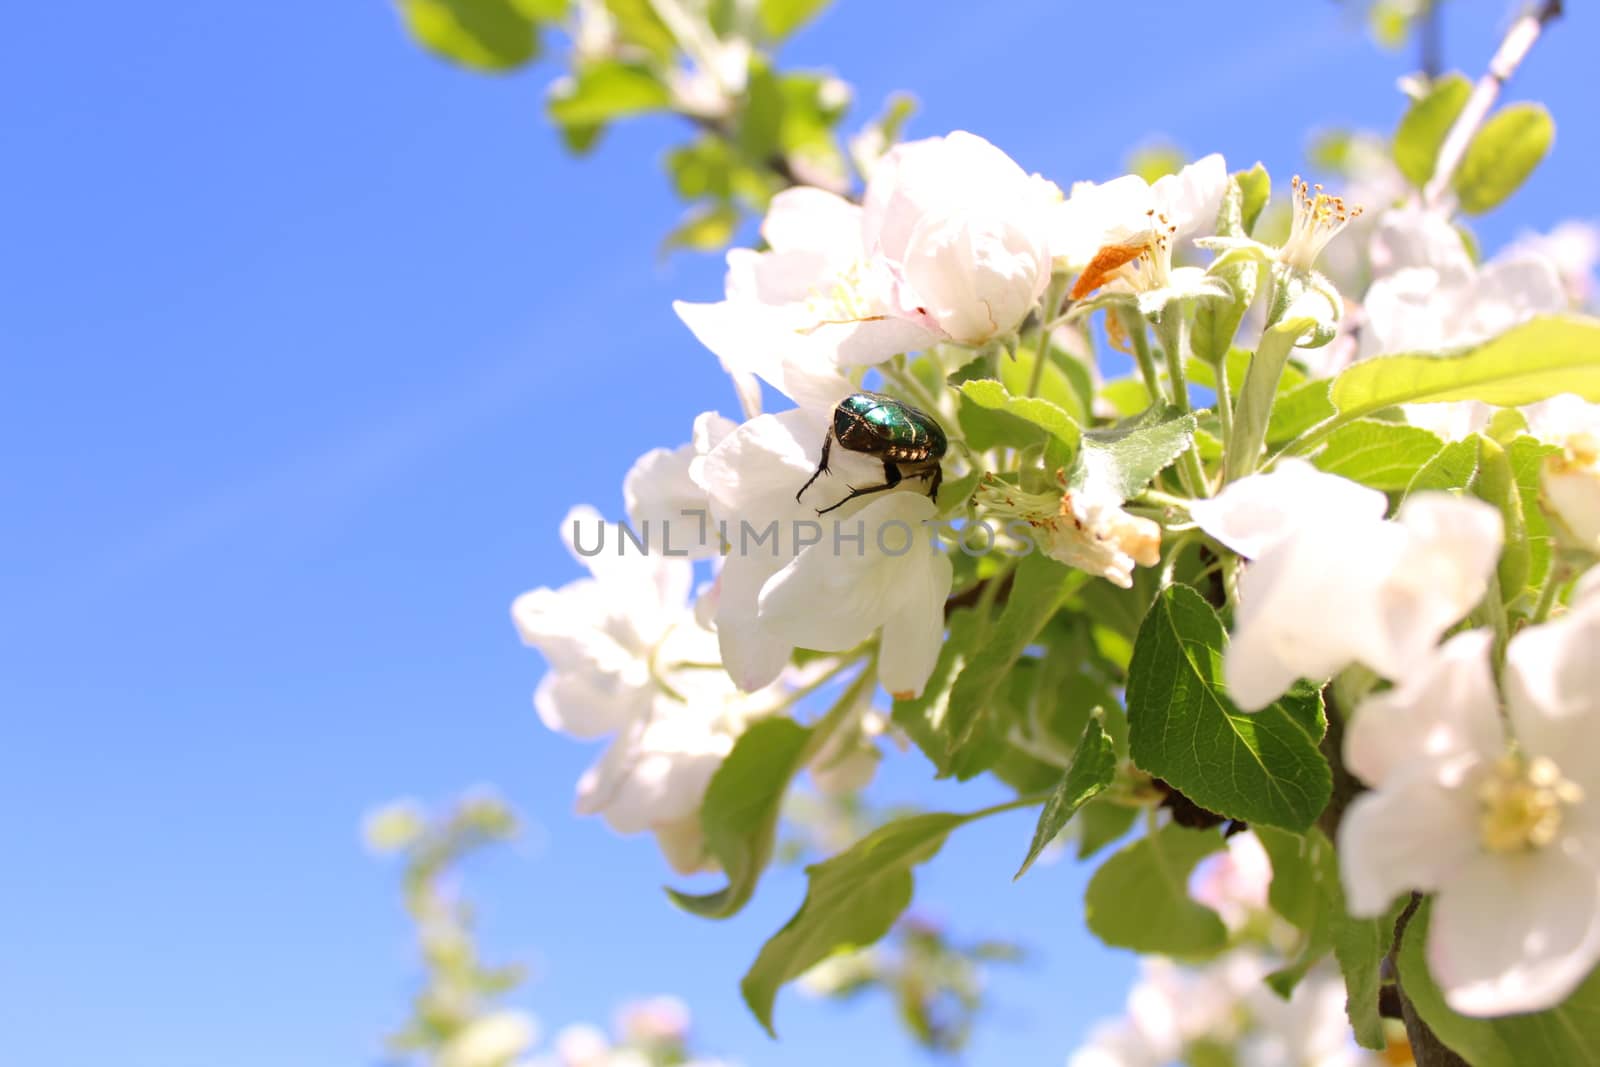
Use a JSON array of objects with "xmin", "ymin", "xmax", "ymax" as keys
[
  {"xmin": 1352, "ymin": 214, "xmax": 1566, "ymax": 437},
  {"xmin": 759, "ymin": 491, "xmax": 953, "ymax": 700},
  {"xmin": 511, "ymin": 507, "xmax": 783, "ymax": 871},
  {"xmin": 1189, "ymin": 830, "xmax": 1273, "ymax": 931},
  {"xmin": 1526, "ymin": 394, "xmax": 1600, "ymax": 553},
  {"xmin": 1190, "ymin": 461, "xmax": 1502, "ymax": 710},
  {"xmin": 1339, "ymin": 608, "xmax": 1600, "ymax": 1016},
  {"xmin": 1067, "ymin": 953, "xmax": 1264, "ymax": 1067},
  {"xmin": 975, "ymin": 473, "xmax": 1159, "ymax": 589},
  {"xmin": 623, "ymin": 412, "xmax": 739, "ymax": 559},
  {"xmin": 1237, "ymin": 964, "xmax": 1381, "ymax": 1067},
  {"xmin": 1054, "ymin": 154, "xmax": 1229, "ymax": 314},
  {"xmin": 674, "ymin": 131, "xmax": 1058, "ymax": 386},
  {"xmin": 1506, "ymin": 219, "xmax": 1600, "ymax": 306},
  {"xmin": 1051, "ymin": 154, "xmax": 1227, "ymax": 271}
]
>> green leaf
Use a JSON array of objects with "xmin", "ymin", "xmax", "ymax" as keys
[
  {"xmin": 1257, "ymin": 826, "xmax": 1400, "ymax": 1046},
  {"xmin": 944, "ymin": 553, "xmax": 1072, "ymax": 765},
  {"xmin": 758, "ymin": 0, "xmax": 832, "ymax": 39},
  {"xmin": 660, "ymin": 202, "xmax": 740, "ymax": 253},
  {"xmin": 1068, "ymin": 404, "xmax": 1198, "ymax": 500},
  {"xmin": 1477, "ymin": 436, "xmax": 1529, "ymax": 599},
  {"xmin": 601, "ymin": 0, "xmax": 677, "ymax": 61},
  {"xmin": 668, "ymin": 718, "xmax": 810, "ymax": 918},
  {"xmin": 1397, "ymin": 899, "xmax": 1600, "ymax": 1065},
  {"xmin": 1000, "ymin": 344, "xmax": 1091, "ymax": 425},
  {"xmin": 1405, "ymin": 435, "xmax": 1481, "ymax": 496},
  {"xmin": 1392, "ymin": 73, "xmax": 1472, "ymax": 187},
  {"xmin": 1331, "ymin": 316, "xmax": 1600, "ymax": 417},
  {"xmin": 741, "ymin": 810, "xmax": 973, "ymax": 1035},
  {"xmin": 399, "ymin": 0, "xmax": 539, "ymax": 71},
  {"xmin": 1314, "ymin": 420, "xmax": 1444, "ymax": 490},
  {"xmin": 1126, "ymin": 585, "xmax": 1332, "ymax": 832},
  {"xmin": 515, "ymin": 0, "xmax": 567, "ymax": 18},
  {"xmin": 1235, "ymin": 162, "xmax": 1270, "ymax": 235},
  {"xmin": 1084, "ymin": 823, "xmax": 1228, "ymax": 956},
  {"xmin": 1454, "ymin": 102, "xmax": 1555, "ymax": 215},
  {"xmin": 1014, "ymin": 715, "xmax": 1116, "ymax": 880},
  {"xmin": 958, "ymin": 379, "xmax": 1081, "ymax": 452},
  {"xmin": 548, "ymin": 60, "xmax": 672, "ymax": 126},
  {"xmin": 1509, "ymin": 435, "xmax": 1560, "ymax": 593},
  {"xmin": 1266, "ymin": 380, "xmax": 1336, "ymax": 445},
  {"xmin": 1075, "ymin": 798, "xmax": 1140, "ymax": 859}
]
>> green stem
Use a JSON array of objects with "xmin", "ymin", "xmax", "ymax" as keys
[
  {"xmin": 1214, "ymin": 348, "xmax": 1235, "ymax": 449},
  {"xmin": 1157, "ymin": 305, "xmax": 1211, "ymax": 496},
  {"xmin": 1025, "ymin": 276, "xmax": 1069, "ymax": 398},
  {"xmin": 1225, "ymin": 318, "xmax": 1315, "ymax": 484},
  {"xmin": 1531, "ymin": 559, "xmax": 1573, "ymax": 624},
  {"xmin": 1120, "ymin": 306, "xmax": 1164, "ymax": 403}
]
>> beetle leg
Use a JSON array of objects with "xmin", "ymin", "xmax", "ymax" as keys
[
  {"xmin": 925, "ymin": 464, "xmax": 943, "ymax": 505},
  {"xmin": 815, "ymin": 459, "xmax": 902, "ymax": 516},
  {"xmin": 795, "ymin": 432, "xmax": 834, "ymax": 503}
]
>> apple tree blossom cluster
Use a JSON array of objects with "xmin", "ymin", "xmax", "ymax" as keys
[{"xmin": 394, "ymin": 0, "xmax": 1600, "ymax": 1060}]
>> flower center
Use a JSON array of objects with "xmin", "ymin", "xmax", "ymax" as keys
[
  {"xmin": 1553, "ymin": 430, "xmax": 1599, "ymax": 472},
  {"xmin": 1477, "ymin": 753, "xmax": 1583, "ymax": 854},
  {"xmin": 1280, "ymin": 176, "xmax": 1361, "ymax": 272}
]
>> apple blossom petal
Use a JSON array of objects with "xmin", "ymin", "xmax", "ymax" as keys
[
  {"xmin": 877, "ymin": 536, "xmax": 952, "ymax": 700},
  {"xmin": 862, "ymin": 131, "xmax": 1032, "ymax": 263},
  {"xmin": 533, "ymin": 669, "xmax": 644, "ymax": 739},
  {"xmin": 673, "ymin": 299, "xmax": 855, "ymax": 410},
  {"xmin": 1224, "ymin": 518, "xmax": 1403, "ymax": 710},
  {"xmin": 811, "ymin": 314, "xmax": 944, "ymax": 367},
  {"xmin": 1472, "ymin": 254, "xmax": 1567, "ymax": 337},
  {"xmin": 1360, "ymin": 494, "xmax": 1501, "ymax": 679},
  {"xmin": 1368, "ymin": 204, "xmax": 1473, "ymax": 276},
  {"xmin": 1505, "ymin": 599, "xmax": 1600, "ymax": 785},
  {"xmin": 898, "ymin": 206, "xmax": 1050, "ymax": 345},
  {"xmin": 1429, "ymin": 846, "xmax": 1600, "ymax": 1016},
  {"xmin": 1337, "ymin": 766, "xmax": 1481, "ymax": 916},
  {"xmin": 1150, "ymin": 153, "xmax": 1227, "ymax": 240},
  {"xmin": 1344, "ymin": 630, "xmax": 1503, "ymax": 788},
  {"xmin": 1189, "ymin": 460, "xmax": 1387, "ymax": 559},
  {"xmin": 756, "ymin": 536, "xmax": 888, "ymax": 653},
  {"xmin": 760, "ymin": 186, "xmax": 863, "ymax": 257}
]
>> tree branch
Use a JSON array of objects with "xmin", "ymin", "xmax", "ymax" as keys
[{"xmin": 1423, "ymin": 0, "xmax": 1563, "ymax": 207}]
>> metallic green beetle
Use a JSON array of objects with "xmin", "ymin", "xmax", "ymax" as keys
[{"xmin": 797, "ymin": 392, "xmax": 948, "ymax": 515}]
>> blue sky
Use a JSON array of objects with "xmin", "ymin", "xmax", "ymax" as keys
[{"xmin": 2, "ymin": 2, "xmax": 1595, "ymax": 1065}]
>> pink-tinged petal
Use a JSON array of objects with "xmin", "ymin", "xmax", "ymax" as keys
[
  {"xmin": 1506, "ymin": 601, "xmax": 1600, "ymax": 785},
  {"xmin": 1430, "ymin": 846, "xmax": 1600, "ymax": 1016},
  {"xmin": 1190, "ymin": 460, "xmax": 1386, "ymax": 560},
  {"xmin": 1338, "ymin": 767, "xmax": 1480, "ymax": 916},
  {"xmin": 1345, "ymin": 630, "xmax": 1503, "ymax": 788}
]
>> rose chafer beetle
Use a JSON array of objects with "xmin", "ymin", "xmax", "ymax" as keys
[{"xmin": 797, "ymin": 391, "xmax": 948, "ymax": 516}]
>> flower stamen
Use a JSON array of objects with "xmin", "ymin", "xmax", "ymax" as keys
[
  {"xmin": 1280, "ymin": 176, "xmax": 1362, "ymax": 272},
  {"xmin": 1478, "ymin": 752, "xmax": 1583, "ymax": 853}
]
